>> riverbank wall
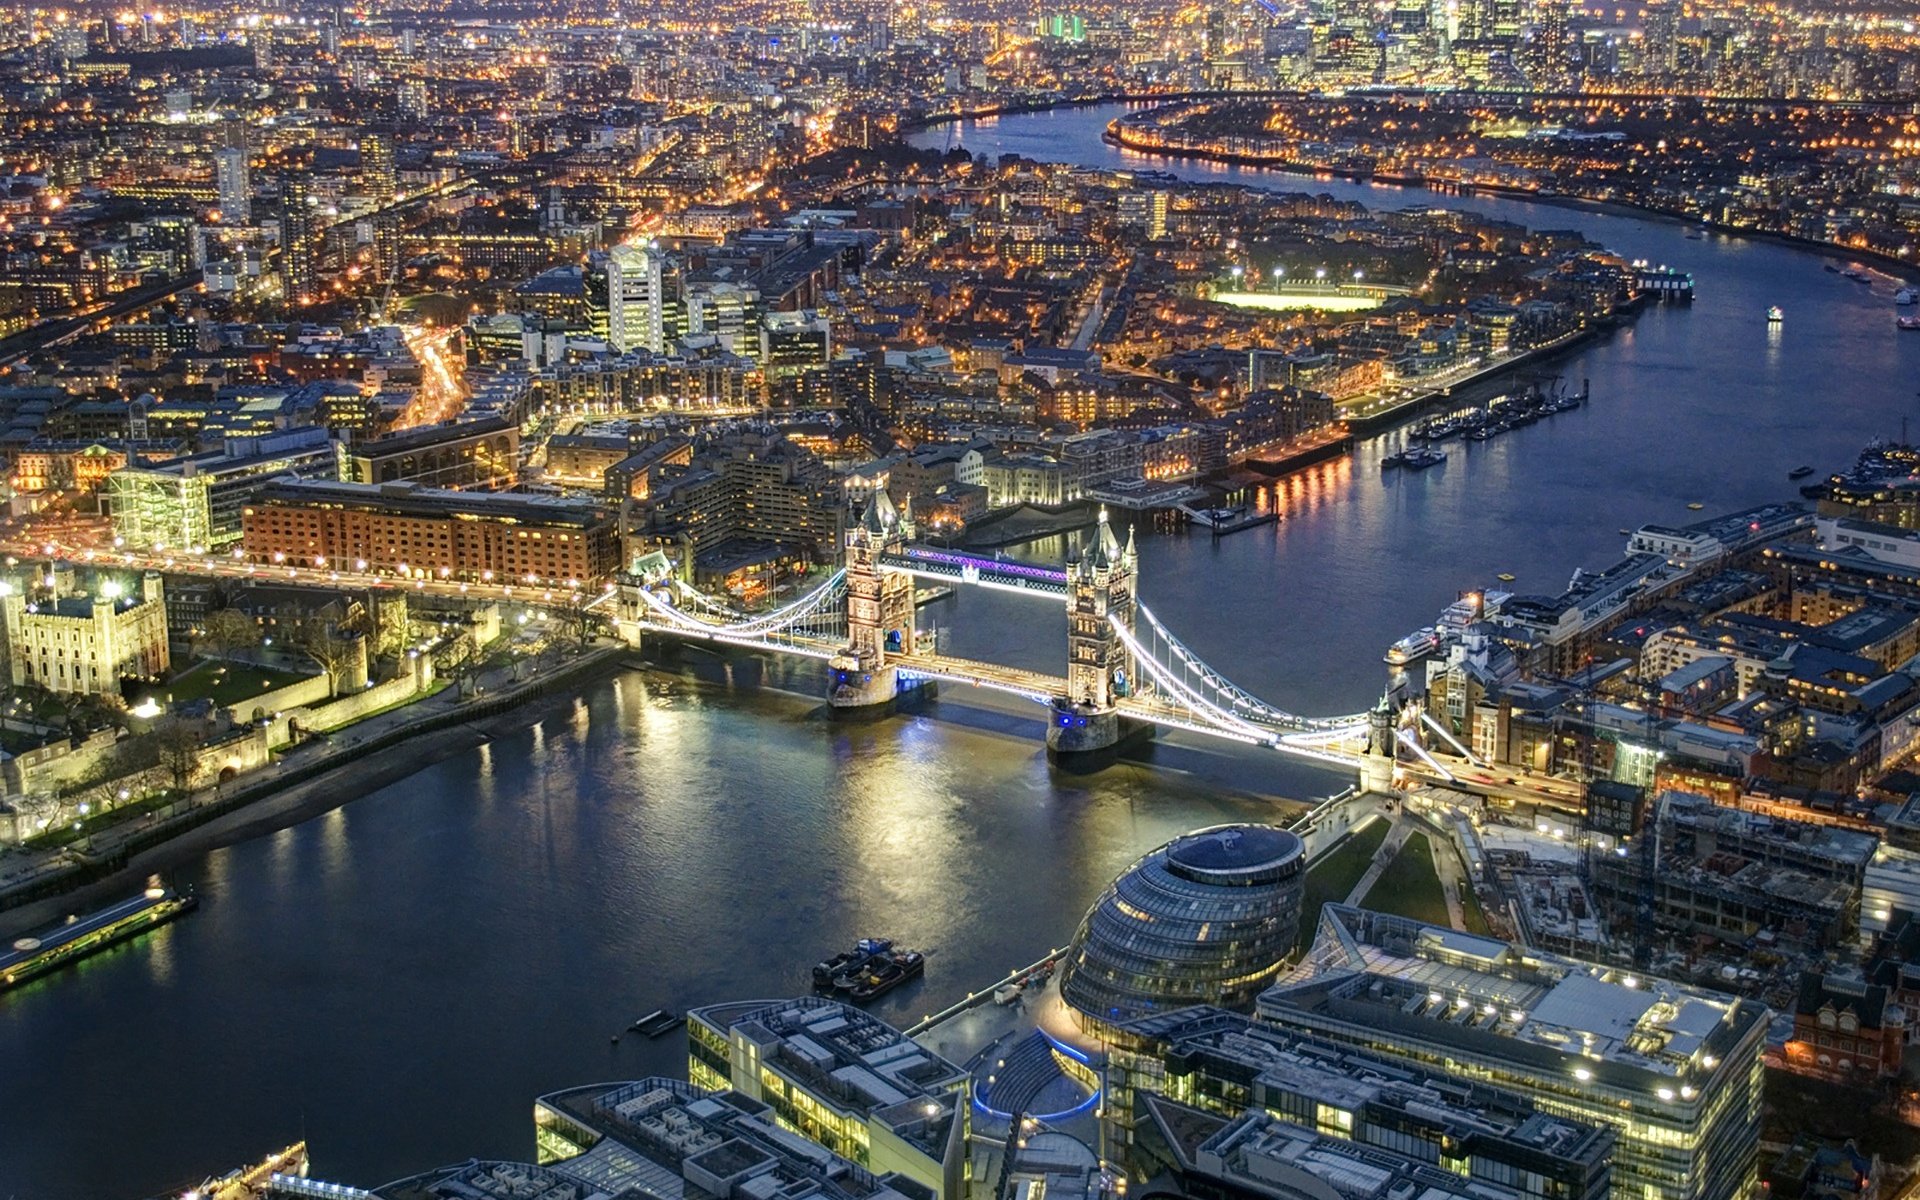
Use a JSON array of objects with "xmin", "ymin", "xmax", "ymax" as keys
[
  {"xmin": 0, "ymin": 646, "xmax": 631, "ymax": 936},
  {"xmin": 1342, "ymin": 316, "xmax": 1633, "ymax": 436}
]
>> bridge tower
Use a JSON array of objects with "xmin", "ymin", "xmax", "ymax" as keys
[
  {"xmin": 1361, "ymin": 693, "xmax": 1397, "ymax": 794},
  {"xmin": 829, "ymin": 491, "xmax": 917, "ymax": 711},
  {"xmin": 1049, "ymin": 508, "xmax": 1140, "ymax": 758}
]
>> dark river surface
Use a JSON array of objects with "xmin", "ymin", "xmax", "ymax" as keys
[{"xmin": 6, "ymin": 102, "xmax": 1920, "ymax": 1199}]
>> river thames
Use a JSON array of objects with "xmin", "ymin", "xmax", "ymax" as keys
[{"xmin": 5, "ymin": 103, "xmax": 1920, "ymax": 1199}]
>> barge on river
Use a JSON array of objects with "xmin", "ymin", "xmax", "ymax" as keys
[{"xmin": 1, "ymin": 880, "xmax": 196, "ymax": 991}]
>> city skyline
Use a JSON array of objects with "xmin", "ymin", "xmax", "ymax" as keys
[{"xmin": 4, "ymin": 3, "xmax": 1920, "ymax": 1199}]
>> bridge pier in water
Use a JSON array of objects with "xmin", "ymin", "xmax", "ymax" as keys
[
  {"xmin": 830, "ymin": 492, "xmax": 925, "ymax": 715},
  {"xmin": 1047, "ymin": 508, "xmax": 1146, "ymax": 764}
]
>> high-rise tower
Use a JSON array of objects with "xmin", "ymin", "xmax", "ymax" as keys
[{"xmin": 214, "ymin": 146, "xmax": 250, "ymax": 224}]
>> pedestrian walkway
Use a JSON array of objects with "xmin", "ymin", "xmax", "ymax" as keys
[{"xmin": 1343, "ymin": 816, "xmax": 1412, "ymax": 907}]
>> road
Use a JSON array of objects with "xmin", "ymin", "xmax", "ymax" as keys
[
  {"xmin": 1401, "ymin": 750, "xmax": 1588, "ymax": 816},
  {"xmin": 395, "ymin": 325, "xmax": 469, "ymax": 429}
]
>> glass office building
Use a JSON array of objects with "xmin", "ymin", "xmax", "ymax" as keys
[
  {"xmin": 1259, "ymin": 906, "xmax": 1766, "ymax": 1200},
  {"xmin": 1060, "ymin": 824, "xmax": 1306, "ymax": 1032}
]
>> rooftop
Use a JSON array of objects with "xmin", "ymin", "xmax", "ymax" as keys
[
  {"xmin": 1260, "ymin": 906, "xmax": 1766, "ymax": 1092},
  {"xmin": 689, "ymin": 998, "xmax": 965, "ymax": 1149},
  {"xmin": 1118, "ymin": 1007, "xmax": 1613, "ymax": 1170},
  {"xmin": 376, "ymin": 1077, "xmax": 933, "ymax": 1200},
  {"xmin": 1140, "ymin": 1095, "xmax": 1509, "ymax": 1200},
  {"xmin": 252, "ymin": 479, "xmax": 613, "ymax": 528}
]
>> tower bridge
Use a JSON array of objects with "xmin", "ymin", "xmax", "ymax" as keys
[{"xmin": 616, "ymin": 493, "xmax": 1390, "ymax": 777}]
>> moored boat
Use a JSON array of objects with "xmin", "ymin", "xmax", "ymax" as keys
[
  {"xmin": 0, "ymin": 879, "xmax": 196, "ymax": 991},
  {"xmin": 845, "ymin": 949, "xmax": 926, "ymax": 1003},
  {"xmin": 629, "ymin": 1010, "xmax": 684, "ymax": 1037},
  {"xmin": 813, "ymin": 937, "xmax": 892, "ymax": 989}
]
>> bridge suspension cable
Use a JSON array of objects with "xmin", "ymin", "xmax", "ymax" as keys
[
  {"xmin": 1107, "ymin": 614, "xmax": 1276, "ymax": 744},
  {"xmin": 634, "ymin": 569, "xmax": 849, "ymax": 638},
  {"xmin": 668, "ymin": 580, "xmax": 749, "ymax": 618},
  {"xmin": 1131, "ymin": 601, "xmax": 1370, "ymax": 733}
]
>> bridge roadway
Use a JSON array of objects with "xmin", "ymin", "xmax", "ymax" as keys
[{"xmin": 1397, "ymin": 751, "xmax": 1587, "ymax": 816}]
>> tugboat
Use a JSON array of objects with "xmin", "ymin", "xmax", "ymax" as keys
[
  {"xmin": 845, "ymin": 948, "xmax": 926, "ymax": 1003},
  {"xmin": 813, "ymin": 938, "xmax": 892, "ymax": 989},
  {"xmin": 1767, "ymin": 306, "xmax": 1785, "ymax": 324}
]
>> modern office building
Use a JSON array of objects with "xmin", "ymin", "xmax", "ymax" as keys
[
  {"xmin": 2, "ymin": 572, "xmax": 169, "ymax": 697},
  {"xmin": 346, "ymin": 1076, "xmax": 936, "ymax": 1200},
  {"xmin": 608, "ymin": 242, "xmax": 667, "ymax": 354},
  {"xmin": 1258, "ymin": 906, "xmax": 1767, "ymax": 1200},
  {"xmin": 1060, "ymin": 825, "xmax": 1305, "ymax": 1033},
  {"xmin": 1104, "ymin": 1007, "xmax": 1614, "ymax": 1200},
  {"xmin": 686, "ymin": 997, "xmax": 968, "ymax": 1200},
  {"xmin": 107, "ymin": 431, "xmax": 341, "ymax": 551},
  {"xmin": 761, "ymin": 311, "xmax": 832, "ymax": 401},
  {"xmin": 242, "ymin": 479, "xmax": 620, "ymax": 584}
]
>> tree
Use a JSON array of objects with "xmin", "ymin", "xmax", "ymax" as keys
[
  {"xmin": 148, "ymin": 716, "xmax": 202, "ymax": 795},
  {"xmin": 297, "ymin": 624, "xmax": 359, "ymax": 698},
  {"xmin": 201, "ymin": 608, "xmax": 260, "ymax": 663},
  {"xmin": 560, "ymin": 589, "xmax": 605, "ymax": 652},
  {"xmin": 433, "ymin": 631, "xmax": 483, "ymax": 694}
]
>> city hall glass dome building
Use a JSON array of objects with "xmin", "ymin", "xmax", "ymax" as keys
[{"xmin": 1060, "ymin": 824, "xmax": 1306, "ymax": 1032}]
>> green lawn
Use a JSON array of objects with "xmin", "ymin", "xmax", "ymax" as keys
[
  {"xmin": 1360, "ymin": 831, "xmax": 1453, "ymax": 927},
  {"xmin": 165, "ymin": 661, "xmax": 313, "ymax": 708},
  {"xmin": 1297, "ymin": 819, "xmax": 1391, "ymax": 951}
]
